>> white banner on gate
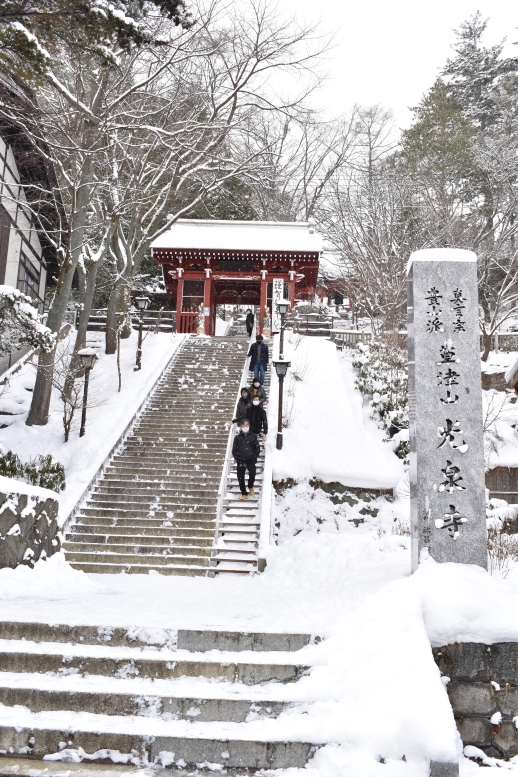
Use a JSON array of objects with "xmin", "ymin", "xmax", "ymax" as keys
[{"xmin": 271, "ymin": 278, "xmax": 284, "ymax": 332}]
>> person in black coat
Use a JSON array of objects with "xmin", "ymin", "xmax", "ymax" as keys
[
  {"xmin": 245, "ymin": 309, "xmax": 254, "ymax": 336},
  {"xmin": 232, "ymin": 418, "xmax": 260, "ymax": 500},
  {"xmin": 246, "ymin": 396, "xmax": 268, "ymax": 438},
  {"xmin": 233, "ymin": 387, "xmax": 251, "ymax": 425},
  {"xmin": 248, "ymin": 334, "xmax": 269, "ymax": 384}
]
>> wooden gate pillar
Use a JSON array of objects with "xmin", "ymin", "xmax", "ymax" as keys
[
  {"xmin": 175, "ymin": 269, "xmax": 184, "ymax": 333},
  {"xmin": 204, "ymin": 269, "xmax": 213, "ymax": 335},
  {"xmin": 259, "ymin": 270, "xmax": 267, "ymax": 334},
  {"xmin": 288, "ymin": 271, "xmax": 296, "ymax": 309}
]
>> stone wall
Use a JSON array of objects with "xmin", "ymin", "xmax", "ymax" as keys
[
  {"xmin": 0, "ymin": 477, "xmax": 60, "ymax": 568},
  {"xmin": 433, "ymin": 642, "xmax": 518, "ymax": 759}
]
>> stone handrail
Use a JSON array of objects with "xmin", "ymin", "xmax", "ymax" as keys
[{"xmin": 211, "ymin": 325, "xmax": 255, "ymax": 563}]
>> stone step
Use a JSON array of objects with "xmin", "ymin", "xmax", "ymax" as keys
[
  {"xmin": 71, "ymin": 520, "xmax": 216, "ymax": 534},
  {"xmin": 91, "ymin": 485, "xmax": 219, "ymax": 496},
  {"xmin": 108, "ymin": 458, "xmax": 225, "ymax": 468},
  {"xmin": 0, "ymin": 681, "xmax": 291, "ymax": 722},
  {"xmin": 93, "ymin": 482, "xmax": 222, "ymax": 493},
  {"xmin": 63, "ymin": 541, "xmax": 214, "ymax": 555},
  {"xmin": 0, "ymin": 647, "xmax": 309, "ymax": 683},
  {"xmin": 78, "ymin": 507, "xmax": 216, "ymax": 519},
  {"xmin": 0, "ymin": 623, "xmax": 311, "ymax": 652},
  {"xmin": 111, "ymin": 454, "xmax": 225, "ymax": 464},
  {"xmin": 0, "ymin": 715, "xmax": 314, "ymax": 769},
  {"xmin": 87, "ymin": 496, "xmax": 218, "ymax": 508},
  {"xmin": 103, "ymin": 469, "xmax": 224, "ymax": 478},
  {"xmin": 219, "ymin": 520, "xmax": 260, "ymax": 529},
  {"xmin": 64, "ymin": 550, "xmax": 212, "ymax": 566},
  {"xmin": 66, "ymin": 561, "xmax": 211, "ymax": 575},
  {"xmin": 66, "ymin": 531, "xmax": 215, "ymax": 544},
  {"xmin": 218, "ymin": 535, "xmax": 257, "ymax": 545}
]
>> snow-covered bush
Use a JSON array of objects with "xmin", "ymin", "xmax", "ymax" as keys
[
  {"xmin": 353, "ymin": 341, "xmax": 409, "ymax": 461},
  {"xmin": 0, "ymin": 285, "xmax": 55, "ymax": 356},
  {"xmin": 0, "ymin": 451, "xmax": 65, "ymax": 492}
]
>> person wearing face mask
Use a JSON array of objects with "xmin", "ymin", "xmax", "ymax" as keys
[
  {"xmin": 232, "ymin": 418, "xmax": 260, "ymax": 500},
  {"xmin": 233, "ymin": 387, "xmax": 251, "ymax": 426},
  {"xmin": 248, "ymin": 377, "xmax": 267, "ymax": 406},
  {"xmin": 246, "ymin": 396, "xmax": 268, "ymax": 439}
]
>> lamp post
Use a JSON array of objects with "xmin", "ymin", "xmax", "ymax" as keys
[
  {"xmin": 272, "ymin": 359, "xmax": 291, "ymax": 450},
  {"xmin": 78, "ymin": 348, "xmax": 98, "ymax": 438},
  {"xmin": 276, "ymin": 299, "xmax": 290, "ymax": 359},
  {"xmin": 134, "ymin": 296, "xmax": 150, "ymax": 371}
]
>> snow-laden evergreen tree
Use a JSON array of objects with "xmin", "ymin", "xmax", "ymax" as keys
[{"xmin": 0, "ymin": 285, "xmax": 55, "ymax": 356}]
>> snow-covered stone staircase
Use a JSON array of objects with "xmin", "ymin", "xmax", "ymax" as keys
[
  {"xmin": 210, "ymin": 361, "xmax": 272, "ymax": 575},
  {"xmin": 63, "ymin": 338, "xmax": 249, "ymax": 576},
  {"xmin": 0, "ymin": 621, "xmax": 320, "ymax": 773}
]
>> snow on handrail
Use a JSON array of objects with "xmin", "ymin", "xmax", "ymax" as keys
[
  {"xmin": 212, "ymin": 325, "xmax": 255, "ymax": 561},
  {"xmin": 258, "ymin": 439, "xmax": 273, "ymax": 572}
]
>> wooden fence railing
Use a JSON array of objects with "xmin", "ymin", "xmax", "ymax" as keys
[{"xmin": 86, "ymin": 308, "xmax": 176, "ymax": 333}]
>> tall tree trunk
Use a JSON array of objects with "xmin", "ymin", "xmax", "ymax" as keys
[
  {"xmin": 63, "ymin": 249, "xmax": 104, "ymax": 399},
  {"xmin": 26, "ymin": 157, "xmax": 92, "ymax": 426},
  {"xmin": 481, "ymin": 330, "xmax": 492, "ymax": 362},
  {"xmin": 105, "ymin": 278, "xmax": 121, "ymax": 354}
]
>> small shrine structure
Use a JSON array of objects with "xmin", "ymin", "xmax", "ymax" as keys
[{"xmin": 150, "ymin": 219, "xmax": 322, "ymax": 335}]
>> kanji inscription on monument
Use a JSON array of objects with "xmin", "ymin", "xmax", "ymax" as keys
[{"xmin": 407, "ymin": 248, "xmax": 487, "ymax": 572}]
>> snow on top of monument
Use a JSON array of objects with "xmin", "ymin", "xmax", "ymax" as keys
[
  {"xmin": 151, "ymin": 219, "xmax": 322, "ymax": 253},
  {"xmin": 407, "ymin": 247, "xmax": 477, "ymax": 274}
]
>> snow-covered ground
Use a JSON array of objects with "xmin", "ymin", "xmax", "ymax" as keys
[
  {"xmin": 0, "ymin": 334, "xmax": 517, "ymax": 774},
  {"xmin": 267, "ymin": 333, "xmax": 402, "ymax": 488},
  {"xmin": 0, "ymin": 330, "xmax": 183, "ymax": 523}
]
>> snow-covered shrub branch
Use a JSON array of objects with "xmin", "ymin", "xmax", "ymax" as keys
[
  {"xmin": 353, "ymin": 340, "xmax": 409, "ymax": 461},
  {"xmin": 0, "ymin": 286, "xmax": 55, "ymax": 357}
]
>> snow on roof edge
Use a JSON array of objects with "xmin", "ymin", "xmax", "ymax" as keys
[{"xmin": 151, "ymin": 219, "xmax": 322, "ymax": 253}]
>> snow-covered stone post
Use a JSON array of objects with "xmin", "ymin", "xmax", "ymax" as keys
[{"xmin": 407, "ymin": 249, "xmax": 487, "ymax": 573}]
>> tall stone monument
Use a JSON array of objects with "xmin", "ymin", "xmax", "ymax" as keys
[{"xmin": 407, "ymin": 248, "xmax": 487, "ymax": 572}]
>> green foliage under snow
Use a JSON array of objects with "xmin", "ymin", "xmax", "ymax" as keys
[
  {"xmin": 0, "ymin": 450, "xmax": 66, "ymax": 492},
  {"xmin": 353, "ymin": 341, "xmax": 409, "ymax": 462}
]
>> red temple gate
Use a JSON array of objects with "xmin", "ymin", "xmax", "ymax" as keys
[{"xmin": 151, "ymin": 219, "xmax": 322, "ymax": 336}]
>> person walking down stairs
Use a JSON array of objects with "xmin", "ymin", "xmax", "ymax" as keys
[
  {"xmin": 233, "ymin": 387, "xmax": 251, "ymax": 425},
  {"xmin": 245, "ymin": 308, "xmax": 254, "ymax": 336},
  {"xmin": 246, "ymin": 396, "xmax": 268, "ymax": 439},
  {"xmin": 248, "ymin": 334, "xmax": 268, "ymax": 383},
  {"xmin": 232, "ymin": 418, "xmax": 260, "ymax": 500}
]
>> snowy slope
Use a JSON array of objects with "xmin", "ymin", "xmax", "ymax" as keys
[
  {"xmin": 0, "ymin": 331, "xmax": 183, "ymax": 523},
  {"xmin": 268, "ymin": 334, "xmax": 402, "ymax": 488}
]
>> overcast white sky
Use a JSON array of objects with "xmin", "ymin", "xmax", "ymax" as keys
[{"xmin": 279, "ymin": 0, "xmax": 518, "ymax": 129}]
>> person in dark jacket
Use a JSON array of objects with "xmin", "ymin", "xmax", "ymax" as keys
[
  {"xmin": 245, "ymin": 309, "xmax": 254, "ymax": 336},
  {"xmin": 233, "ymin": 387, "xmax": 251, "ymax": 425},
  {"xmin": 246, "ymin": 396, "xmax": 268, "ymax": 438},
  {"xmin": 248, "ymin": 334, "xmax": 268, "ymax": 383},
  {"xmin": 232, "ymin": 418, "xmax": 260, "ymax": 499},
  {"xmin": 248, "ymin": 377, "xmax": 267, "ymax": 406}
]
